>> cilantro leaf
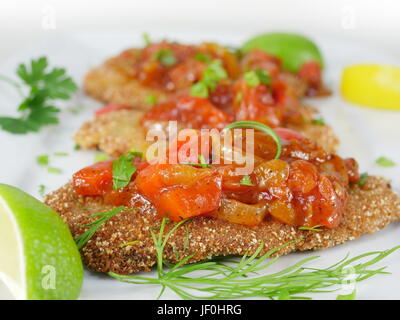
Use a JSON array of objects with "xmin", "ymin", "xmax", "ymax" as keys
[
  {"xmin": 112, "ymin": 152, "xmax": 138, "ymax": 189},
  {"xmin": 153, "ymin": 49, "xmax": 177, "ymax": 67},
  {"xmin": 244, "ymin": 68, "xmax": 271, "ymax": 87},
  {"xmin": 239, "ymin": 175, "xmax": 254, "ymax": 186},
  {"xmin": 0, "ymin": 57, "xmax": 77, "ymax": 134},
  {"xmin": 375, "ymin": 156, "xmax": 396, "ymax": 167},
  {"xmin": 190, "ymin": 59, "xmax": 227, "ymax": 98},
  {"xmin": 312, "ymin": 117, "xmax": 326, "ymax": 126}
]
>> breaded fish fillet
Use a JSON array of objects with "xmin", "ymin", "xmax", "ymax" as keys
[
  {"xmin": 84, "ymin": 51, "xmax": 169, "ymax": 110},
  {"xmin": 73, "ymin": 109, "xmax": 339, "ymax": 157},
  {"xmin": 45, "ymin": 176, "xmax": 400, "ymax": 275}
]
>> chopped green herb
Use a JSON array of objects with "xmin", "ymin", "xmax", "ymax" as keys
[
  {"xmin": 375, "ymin": 156, "xmax": 396, "ymax": 167},
  {"xmin": 142, "ymin": 33, "xmax": 152, "ymax": 46},
  {"xmin": 299, "ymin": 225, "xmax": 322, "ymax": 232},
  {"xmin": 112, "ymin": 152, "xmax": 138, "ymax": 189},
  {"xmin": 37, "ymin": 154, "xmax": 49, "ymax": 166},
  {"xmin": 240, "ymin": 175, "xmax": 254, "ymax": 186},
  {"xmin": 195, "ymin": 53, "xmax": 211, "ymax": 63},
  {"xmin": 95, "ymin": 153, "xmax": 109, "ymax": 163},
  {"xmin": 145, "ymin": 94, "xmax": 158, "ymax": 105},
  {"xmin": 110, "ymin": 217, "xmax": 400, "ymax": 300},
  {"xmin": 224, "ymin": 121, "xmax": 282, "ymax": 159},
  {"xmin": 244, "ymin": 68, "xmax": 271, "ymax": 87},
  {"xmin": 54, "ymin": 152, "xmax": 68, "ymax": 157},
  {"xmin": 357, "ymin": 172, "xmax": 369, "ymax": 185},
  {"xmin": 244, "ymin": 70, "xmax": 260, "ymax": 87},
  {"xmin": 129, "ymin": 149, "xmax": 143, "ymax": 159},
  {"xmin": 198, "ymin": 154, "xmax": 209, "ymax": 168},
  {"xmin": 190, "ymin": 82, "xmax": 209, "ymax": 98},
  {"xmin": 312, "ymin": 118, "xmax": 325, "ymax": 126},
  {"xmin": 190, "ymin": 59, "xmax": 227, "ymax": 98},
  {"xmin": 74, "ymin": 144, "xmax": 81, "ymax": 151},
  {"xmin": 47, "ymin": 167, "xmax": 62, "ymax": 174},
  {"xmin": 255, "ymin": 68, "xmax": 271, "ymax": 86},
  {"xmin": 153, "ymin": 49, "xmax": 177, "ymax": 67},
  {"xmin": 38, "ymin": 184, "xmax": 46, "ymax": 197},
  {"xmin": 234, "ymin": 92, "xmax": 243, "ymax": 104},
  {"xmin": 75, "ymin": 206, "xmax": 126, "ymax": 249},
  {"xmin": 119, "ymin": 240, "xmax": 140, "ymax": 248},
  {"xmin": 0, "ymin": 57, "xmax": 77, "ymax": 134}
]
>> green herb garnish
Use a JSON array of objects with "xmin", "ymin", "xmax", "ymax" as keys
[
  {"xmin": 75, "ymin": 206, "xmax": 127, "ymax": 249},
  {"xmin": 38, "ymin": 184, "xmax": 46, "ymax": 197},
  {"xmin": 357, "ymin": 172, "xmax": 369, "ymax": 185},
  {"xmin": 190, "ymin": 82, "xmax": 208, "ymax": 98},
  {"xmin": 240, "ymin": 175, "xmax": 254, "ymax": 186},
  {"xmin": 190, "ymin": 60, "xmax": 227, "ymax": 98},
  {"xmin": 195, "ymin": 53, "xmax": 212, "ymax": 63},
  {"xmin": 119, "ymin": 240, "xmax": 140, "ymax": 248},
  {"xmin": 142, "ymin": 33, "xmax": 152, "ymax": 46},
  {"xmin": 299, "ymin": 225, "xmax": 322, "ymax": 232},
  {"xmin": 223, "ymin": 120, "xmax": 282, "ymax": 159},
  {"xmin": 234, "ymin": 92, "xmax": 243, "ymax": 104},
  {"xmin": 37, "ymin": 154, "xmax": 49, "ymax": 166},
  {"xmin": 95, "ymin": 153, "xmax": 109, "ymax": 163},
  {"xmin": 0, "ymin": 57, "xmax": 77, "ymax": 134},
  {"xmin": 375, "ymin": 157, "xmax": 396, "ymax": 168},
  {"xmin": 112, "ymin": 151, "xmax": 138, "ymax": 189},
  {"xmin": 47, "ymin": 167, "xmax": 62, "ymax": 174},
  {"xmin": 153, "ymin": 49, "xmax": 177, "ymax": 67},
  {"xmin": 54, "ymin": 152, "xmax": 68, "ymax": 157},
  {"xmin": 244, "ymin": 68, "xmax": 271, "ymax": 87},
  {"xmin": 145, "ymin": 94, "xmax": 158, "ymax": 105},
  {"xmin": 312, "ymin": 118, "xmax": 325, "ymax": 126},
  {"xmin": 110, "ymin": 217, "xmax": 400, "ymax": 300}
]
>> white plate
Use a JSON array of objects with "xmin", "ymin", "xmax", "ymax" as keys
[{"xmin": 0, "ymin": 32, "xmax": 399, "ymax": 300}]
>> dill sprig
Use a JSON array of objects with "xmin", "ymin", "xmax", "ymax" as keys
[
  {"xmin": 109, "ymin": 218, "xmax": 399, "ymax": 300},
  {"xmin": 75, "ymin": 206, "xmax": 126, "ymax": 249}
]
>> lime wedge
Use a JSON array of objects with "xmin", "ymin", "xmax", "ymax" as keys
[{"xmin": 0, "ymin": 184, "xmax": 83, "ymax": 300}]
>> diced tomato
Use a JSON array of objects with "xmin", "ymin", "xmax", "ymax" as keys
[
  {"xmin": 274, "ymin": 127, "xmax": 304, "ymax": 141},
  {"xmin": 95, "ymin": 105, "xmax": 131, "ymax": 116},
  {"xmin": 241, "ymin": 50, "xmax": 282, "ymax": 77},
  {"xmin": 233, "ymin": 79, "xmax": 282, "ymax": 127},
  {"xmin": 142, "ymin": 96, "xmax": 234, "ymax": 129},
  {"xmin": 298, "ymin": 61, "xmax": 322, "ymax": 88},
  {"xmin": 135, "ymin": 163, "xmax": 222, "ymax": 221},
  {"xmin": 73, "ymin": 161, "xmax": 113, "ymax": 196}
]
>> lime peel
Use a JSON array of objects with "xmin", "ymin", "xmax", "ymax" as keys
[{"xmin": 0, "ymin": 184, "xmax": 83, "ymax": 300}]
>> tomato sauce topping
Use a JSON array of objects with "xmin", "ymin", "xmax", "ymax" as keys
[{"xmin": 72, "ymin": 132, "xmax": 359, "ymax": 229}]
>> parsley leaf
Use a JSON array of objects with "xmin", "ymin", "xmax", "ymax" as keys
[
  {"xmin": 95, "ymin": 153, "xmax": 109, "ymax": 163},
  {"xmin": 112, "ymin": 152, "xmax": 138, "ymax": 189},
  {"xmin": 195, "ymin": 53, "xmax": 211, "ymax": 63},
  {"xmin": 190, "ymin": 59, "xmax": 227, "ymax": 98},
  {"xmin": 190, "ymin": 82, "xmax": 209, "ymax": 98},
  {"xmin": 312, "ymin": 117, "xmax": 326, "ymax": 126},
  {"xmin": 0, "ymin": 57, "xmax": 77, "ymax": 134},
  {"xmin": 239, "ymin": 175, "xmax": 254, "ymax": 186},
  {"xmin": 145, "ymin": 94, "xmax": 158, "ymax": 105},
  {"xmin": 37, "ymin": 154, "xmax": 49, "ymax": 166},
  {"xmin": 375, "ymin": 156, "xmax": 396, "ymax": 167},
  {"xmin": 357, "ymin": 172, "xmax": 369, "ymax": 185},
  {"xmin": 153, "ymin": 49, "xmax": 177, "ymax": 67},
  {"xmin": 244, "ymin": 68, "xmax": 271, "ymax": 87}
]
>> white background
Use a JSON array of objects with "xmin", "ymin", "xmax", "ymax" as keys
[{"xmin": 0, "ymin": 0, "xmax": 400, "ymax": 300}]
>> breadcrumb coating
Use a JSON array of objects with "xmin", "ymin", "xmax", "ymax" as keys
[
  {"xmin": 84, "ymin": 52, "xmax": 168, "ymax": 110},
  {"xmin": 74, "ymin": 109, "xmax": 339, "ymax": 157},
  {"xmin": 45, "ymin": 176, "xmax": 400, "ymax": 275}
]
